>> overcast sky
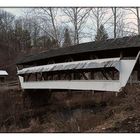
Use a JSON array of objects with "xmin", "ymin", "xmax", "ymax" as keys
[{"xmin": 2, "ymin": 8, "xmax": 25, "ymax": 17}]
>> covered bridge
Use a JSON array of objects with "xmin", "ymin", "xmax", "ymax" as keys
[{"xmin": 17, "ymin": 35, "xmax": 140, "ymax": 92}]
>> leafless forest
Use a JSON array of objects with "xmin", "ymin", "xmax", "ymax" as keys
[{"xmin": 1, "ymin": 7, "xmax": 140, "ymax": 132}]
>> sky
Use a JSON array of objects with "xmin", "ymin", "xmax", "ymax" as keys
[{"xmin": 2, "ymin": 8, "xmax": 25, "ymax": 17}]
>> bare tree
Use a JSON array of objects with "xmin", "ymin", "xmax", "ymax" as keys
[
  {"xmin": 17, "ymin": 17, "xmax": 40, "ymax": 48},
  {"xmin": 111, "ymin": 7, "xmax": 117, "ymax": 38},
  {"xmin": 111, "ymin": 8, "xmax": 129, "ymax": 38},
  {"xmin": 29, "ymin": 8, "xmax": 61, "ymax": 47},
  {"xmin": 136, "ymin": 8, "xmax": 140, "ymax": 35},
  {"xmin": 0, "ymin": 9, "xmax": 15, "ymax": 58},
  {"xmin": 41, "ymin": 8, "xmax": 58, "ymax": 42},
  {"xmin": 124, "ymin": 7, "xmax": 140, "ymax": 35},
  {"xmin": 63, "ymin": 8, "xmax": 91, "ymax": 45},
  {"xmin": 90, "ymin": 8, "xmax": 112, "ymax": 40},
  {"xmin": 0, "ymin": 9, "xmax": 15, "ymax": 41}
]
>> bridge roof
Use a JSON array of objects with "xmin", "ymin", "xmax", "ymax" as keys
[
  {"xmin": 18, "ymin": 58, "xmax": 120, "ymax": 75},
  {"xmin": 17, "ymin": 35, "xmax": 140, "ymax": 65}
]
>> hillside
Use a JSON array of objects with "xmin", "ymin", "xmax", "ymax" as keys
[
  {"xmin": 0, "ymin": 84, "xmax": 140, "ymax": 132},
  {"xmin": 0, "ymin": 42, "xmax": 19, "ymax": 80}
]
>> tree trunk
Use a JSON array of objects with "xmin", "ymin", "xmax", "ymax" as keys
[
  {"xmin": 113, "ymin": 8, "xmax": 117, "ymax": 38},
  {"xmin": 74, "ymin": 8, "xmax": 79, "ymax": 45},
  {"xmin": 136, "ymin": 8, "xmax": 140, "ymax": 35},
  {"xmin": 49, "ymin": 8, "xmax": 59, "ymax": 46}
]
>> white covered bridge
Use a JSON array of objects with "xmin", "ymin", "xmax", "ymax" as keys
[{"xmin": 17, "ymin": 35, "xmax": 140, "ymax": 92}]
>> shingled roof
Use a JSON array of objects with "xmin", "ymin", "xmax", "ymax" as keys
[{"xmin": 17, "ymin": 35, "xmax": 140, "ymax": 65}]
